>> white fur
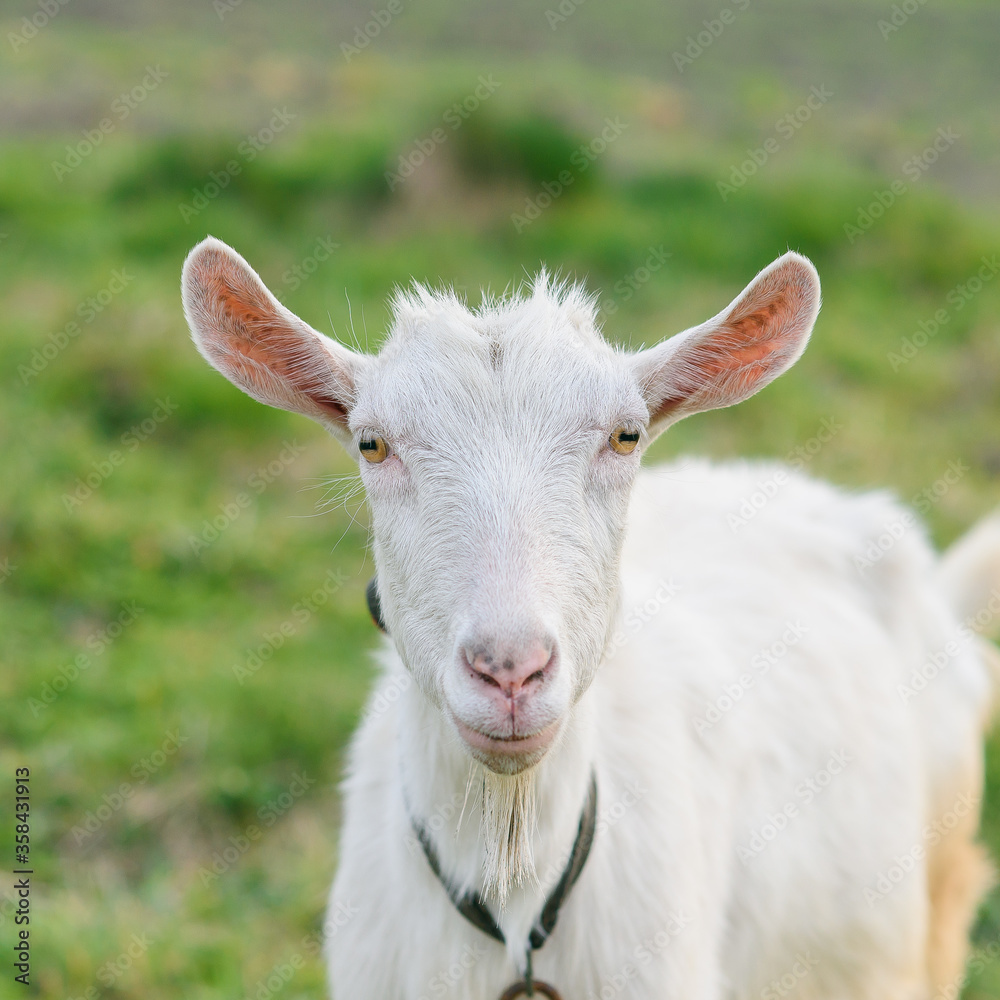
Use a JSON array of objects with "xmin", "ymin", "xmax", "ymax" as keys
[
  {"xmin": 180, "ymin": 239, "xmax": 998, "ymax": 1000},
  {"xmin": 329, "ymin": 462, "xmax": 993, "ymax": 999}
]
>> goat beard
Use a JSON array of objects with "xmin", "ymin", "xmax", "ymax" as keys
[{"xmin": 467, "ymin": 762, "xmax": 538, "ymax": 905}]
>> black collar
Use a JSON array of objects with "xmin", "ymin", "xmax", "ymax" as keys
[
  {"xmin": 383, "ymin": 578, "xmax": 597, "ymax": 991},
  {"xmin": 411, "ymin": 772, "xmax": 598, "ymax": 975}
]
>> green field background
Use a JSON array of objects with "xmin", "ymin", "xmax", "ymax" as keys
[{"xmin": 1, "ymin": 1, "xmax": 999, "ymax": 997}]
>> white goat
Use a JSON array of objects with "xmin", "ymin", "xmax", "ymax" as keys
[{"xmin": 183, "ymin": 237, "xmax": 1000, "ymax": 1000}]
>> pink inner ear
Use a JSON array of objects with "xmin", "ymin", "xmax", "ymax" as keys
[
  {"xmin": 198, "ymin": 260, "xmax": 349, "ymax": 420},
  {"xmin": 651, "ymin": 280, "xmax": 807, "ymax": 424}
]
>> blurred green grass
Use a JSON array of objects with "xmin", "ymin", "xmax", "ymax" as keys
[{"xmin": 1, "ymin": 3, "xmax": 1000, "ymax": 998}]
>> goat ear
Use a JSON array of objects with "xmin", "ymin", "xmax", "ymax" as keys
[
  {"xmin": 182, "ymin": 237, "xmax": 365, "ymax": 446},
  {"xmin": 631, "ymin": 252, "xmax": 820, "ymax": 436}
]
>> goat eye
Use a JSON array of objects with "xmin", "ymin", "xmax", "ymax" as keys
[
  {"xmin": 358, "ymin": 436, "xmax": 389, "ymax": 464},
  {"xmin": 609, "ymin": 426, "xmax": 640, "ymax": 455}
]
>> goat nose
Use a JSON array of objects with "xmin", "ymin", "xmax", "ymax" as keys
[{"xmin": 464, "ymin": 640, "xmax": 555, "ymax": 697}]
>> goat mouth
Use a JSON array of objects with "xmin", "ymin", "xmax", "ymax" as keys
[{"xmin": 452, "ymin": 715, "xmax": 559, "ymax": 761}]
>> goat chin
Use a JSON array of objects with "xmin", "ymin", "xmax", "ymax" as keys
[{"xmin": 470, "ymin": 759, "xmax": 539, "ymax": 905}]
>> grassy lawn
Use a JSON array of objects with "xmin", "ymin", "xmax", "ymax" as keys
[{"xmin": 2, "ymin": 3, "xmax": 999, "ymax": 997}]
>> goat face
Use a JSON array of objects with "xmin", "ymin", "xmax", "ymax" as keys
[
  {"xmin": 183, "ymin": 239, "xmax": 820, "ymax": 773},
  {"xmin": 350, "ymin": 291, "xmax": 647, "ymax": 772}
]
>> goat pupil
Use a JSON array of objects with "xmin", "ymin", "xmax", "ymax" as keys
[
  {"xmin": 620, "ymin": 432, "xmax": 638, "ymax": 442},
  {"xmin": 360, "ymin": 440, "xmax": 376, "ymax": 450}
]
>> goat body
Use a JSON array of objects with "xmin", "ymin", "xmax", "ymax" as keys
[
  {"xmin": 181, "ymin": 238, "xmax": 999, "ymax": 999},
  {"xmin": 332, "ymin": 459, "xmax": 996, "ymax": 999}
]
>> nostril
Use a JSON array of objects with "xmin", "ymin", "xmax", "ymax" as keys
[
  {"xmin": 476, "ymin": 670, "xmax": 502, "ymax": 690},
  {"xmin": 461, "ymin": 640, "xmax": 557, "ymax": 698},
  {"xmin": 463, "ymin": 648, "xmax": 500, "ymax": 688}
]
